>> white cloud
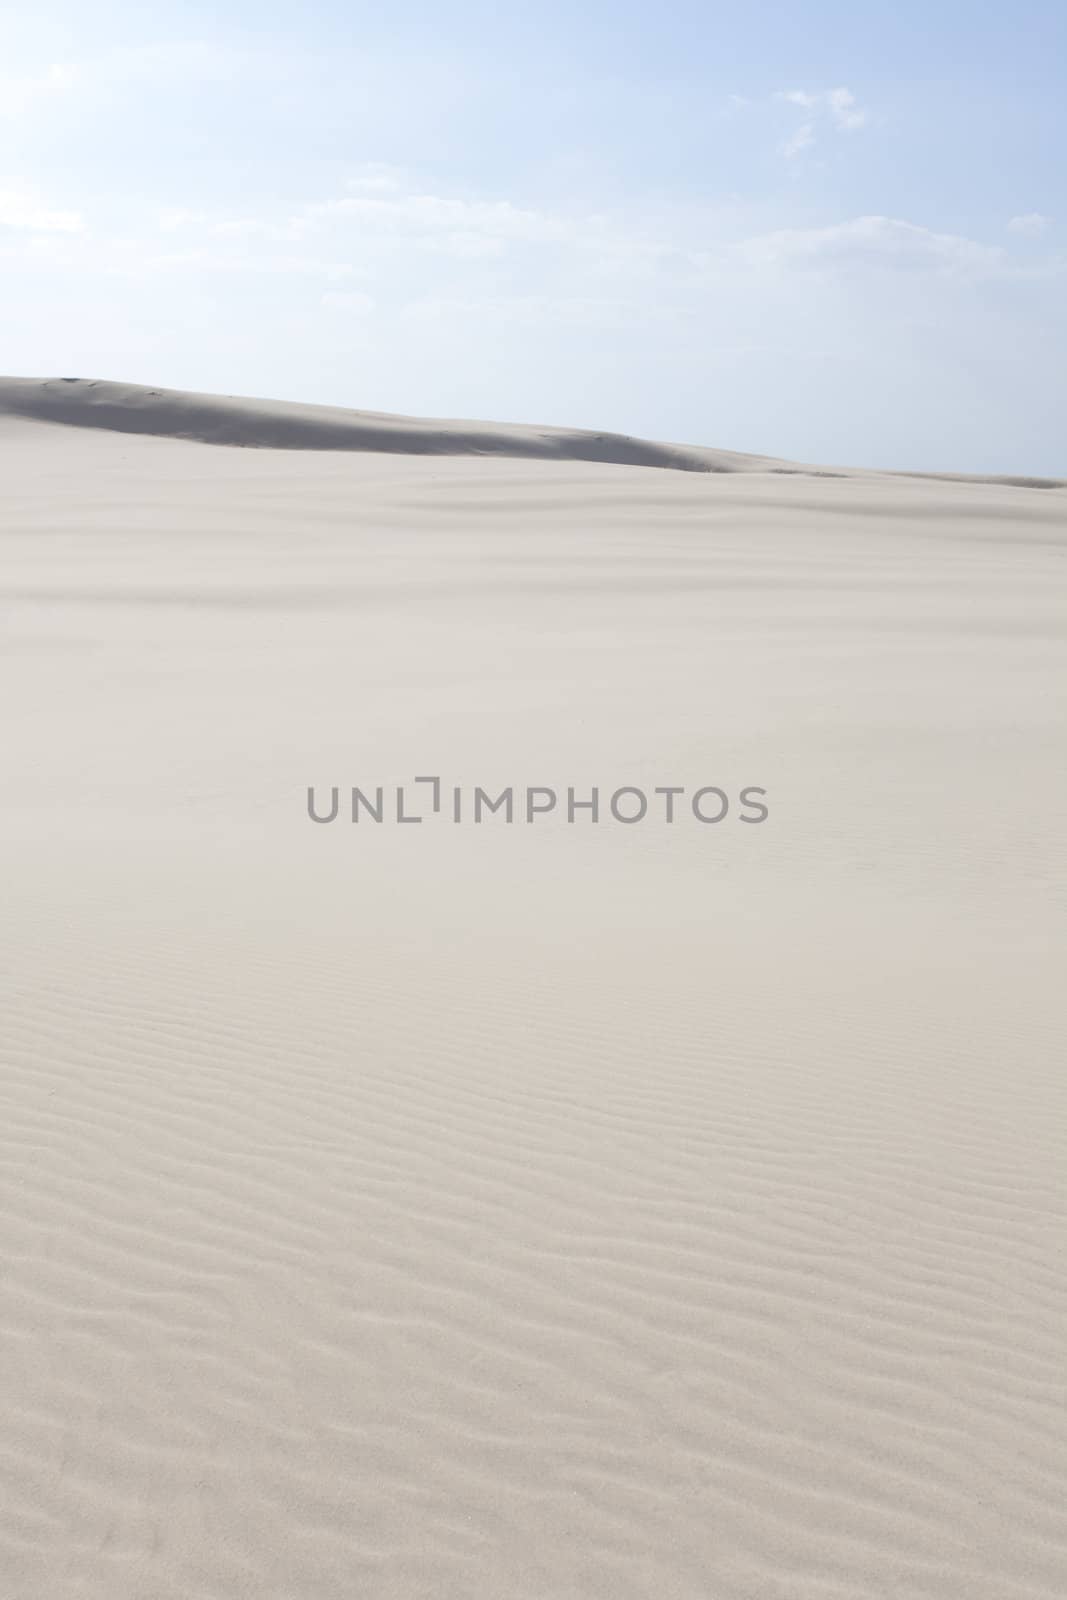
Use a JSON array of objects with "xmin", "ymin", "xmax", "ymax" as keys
[
  {"xmin": 303, "ymin": 191, "xmax": 579, "ymax": 247},
  {"xmin": 1008, "ymin": 212, "xmax": 1050, "ymax": 236},
  {"xmin": 7, "ymin": 159, "xmax": 1059, "ymax": 341},
  {"xmin": 156, "ymin": 209, "xmax": 303, "ymax": 244},
  {"xmin": 143, "ymin": 248, "xmax": 355, "ymax": 280},
  {"xmin": 776, "ymin": 86, "xmax": 868, "ymax": 156},
  {"xmin": 157, "ymin": 207, "xmax": 210, "ymax": 232},
  {"xmin": 743, "ymin": 215, "xmax": 1007, "ymax": 278},
  {"xmin": 0, "ymin": 185, "xmax": 84, "ymax": 233},
  {"xmin": 401, "ymin": 293, "xmax": 663, "ymax": 330},
  {"xmin": 782, "ymin": 123, "xmax": 816, "ymax": 160},
  {"xmin": 149, "ymin": 177, "xmax": 602, "ymax": 266},
  {"xmin": 0, "ymin": 63, "xmax": 79, "ymax": 117},
  {"xmin": 321, "ymin": 290, "xmax": 375, "ymax": 313},
  {"xmin": 826, "ymin": 88, "xmax": 867, "ymax": 130},
  {"xmin": 0, "ymin": 40, "xmax": 244, "ymax": 125},
  {"xmin": 345, "ymin": 165, "xmax": 404, "ymax": 195}
]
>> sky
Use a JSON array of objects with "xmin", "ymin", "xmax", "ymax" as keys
[{"xmin": 2, "ymin": 1, "xmax": 1065, "ymax": 472}]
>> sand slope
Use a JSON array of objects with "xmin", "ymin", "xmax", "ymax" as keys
[
  {"xmin": 0, "ymin": 375, "xmax": 764, "ymax": 473},
  {"xmin": 1, "ymin": 400, "xmax": 1066, "ymax": 1599},
  {"xmin": 1, "ymin": 375, "xmax": 1062, "ymax": 486}
]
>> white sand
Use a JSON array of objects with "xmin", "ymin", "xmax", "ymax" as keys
[{"xmin": 2, "ymin": 380, "xmax": 1065, "ymax": 1599}]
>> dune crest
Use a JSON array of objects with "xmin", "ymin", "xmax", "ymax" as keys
[
  {"xmin": 3, "ymin": 375, "xmax": 1061, "ymax": 485},
  {"xmin": 0, "ymin": 375, "xmax": 757, "ymax": 473}
]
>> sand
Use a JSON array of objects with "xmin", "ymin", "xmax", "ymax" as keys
[{"xmin": 1, "ymin": 379, "xmax": 1065, "ymax": 1599}]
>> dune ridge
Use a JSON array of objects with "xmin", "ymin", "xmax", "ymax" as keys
[
  {"xmin": 1, "ymin": 375, "xmax": 1061, "ymax": 486},
  {"xmin": 0, "ymin": 376, "xmax": 750, "ymax": 474}
]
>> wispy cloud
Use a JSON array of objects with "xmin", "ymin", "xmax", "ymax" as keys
[
  {"xmin": 302, "ymin": 189, "xmax": 582, "ymax": 249},
  {"xmin": 148, "ymin": 167, "xmax": 624, "ymax": 274},
  {"xmin": 781, "ymin": 123, "xmax": 816, "ymax": 161},
  {"xmin": 136, "ymin": 247, "xmax": 357, "ymax": 281},
  {"xmin": 5, "ymin": 164, "xmax": 1061, "ymax": 317},
  {"xmin": 0, "ymin": 63, "xmax": 79, "ymax": 118},
  {"xmin": 776, "ymin": 86, "xmax": 868, "ymax": 157},
  {"xmin": 1008, "ymin": 212, "xmax": 1050, "ymax": 236},
  {"xmin": 742, "ymin": 215, "xmax": 1010, "ymax": 278},
  {"xmin": 321, "ymin": 290, "xmax": 376, "ymax": 313},
  {"xmin": 1, "ymin": 39, "xmax": 245, "ymax": 123},
  {"xmin": 0, "ymin": 184, "xmax": 84, "ymax": 233},
  {"xmin": 778, "ymin": 87, "xmax": 867, "ymax": 129},
  {"xmin": 401, "ymin": 290, "xmax": 670, "ymax": 326}
]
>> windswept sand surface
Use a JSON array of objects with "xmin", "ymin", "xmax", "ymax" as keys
[{"xmin": 1, "ymin": 390, "xmax": 1066, "ymax": 1599}]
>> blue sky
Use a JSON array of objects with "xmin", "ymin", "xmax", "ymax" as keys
[{"xmin": 2, "ymin": 2, "xmax": 1064, "ymax": 471}]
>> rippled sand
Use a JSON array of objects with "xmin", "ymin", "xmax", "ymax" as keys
[{"xmin": 2, "ymin": 389, "xmax": 1065, "ymax": 1599}]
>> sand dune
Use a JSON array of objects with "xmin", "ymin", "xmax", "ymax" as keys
[
  {"xmin": 2, "ymin": 375, "xmax": 1062, "ymax": 486},
  {"xmin": 0, "ymin": 375, "xmax": 760, "ymax": 473},
  {"xmin": 1, "ymin": 399, "xmax": 1066, "ymax": 1599}
]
